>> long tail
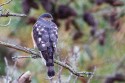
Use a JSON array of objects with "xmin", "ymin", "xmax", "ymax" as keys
[
  {"xmin": 41, "ymin": 47, "xmax": 55, "ymax": 77},
  {"xmin": 47, "ymin": 50, "xmax": 55, "ymax": 77}
]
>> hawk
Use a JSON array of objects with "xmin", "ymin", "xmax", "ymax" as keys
[{"xmin": 32, "ymin": 13, "xmax": 58, "ymax": 77}]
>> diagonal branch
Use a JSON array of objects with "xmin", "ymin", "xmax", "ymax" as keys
[
  {"xmin": 0, "ymin": 41, "xmax": 93, "ymax": 77},
  {"xmin": 0, "ymin": 0, "xmax": 13, "ymax": 7}
]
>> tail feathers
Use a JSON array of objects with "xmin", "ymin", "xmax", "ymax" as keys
[
  {"xmin": 46, "ymin": 57, "xmax": 55, "ymax": 77},
  {"xmin": 47, "ymin": 51, "xmax": 55, "ymax": 77},
  {"xmin": 41, "ymin": 47, "xmax": 55, "ymax": 77},
  {"xmin": 47, "ymin": 66, "xmax": 55, "ymax": 77}
]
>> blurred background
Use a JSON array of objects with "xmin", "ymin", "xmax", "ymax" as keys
[{"xmin": 0, "ymin": 0, "xmax": 125, "ymax": 83}]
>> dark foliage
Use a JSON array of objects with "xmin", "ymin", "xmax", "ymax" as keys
[
  {"xmin": 105, "ymin": 73, "xmax": 125, "ymax": 83},
  {"xmin": 21, "ymin": 0, "xmax": 124, "ymax": 46},
  {"xmin": 98, "ymin": 30, "xmax": 105, "ymax": 46},
  {"xmin": 22, "ymin": 0, "xmax": 39, "ymax": 14},
  {"xmin": 57, "ymin": 5, "xmax": 77, "ymax": 19},
  {"xmin": 65, "ymin": 19, "xmax": 72, "ymax": 31},
  {"xmin": 40, "ymin": 0, "xmax": 54, "ymax": 13},
  {"xmin": 90, "ymin": 28, "xmax": 96, "ymax": 36},
  {"xmin": 95, "ymin": 0, "xmax": 105, "ymax": 5},
  {"xmin": 73, "ymin": 31, "xmax": 83, "ymax": 40},
  {"xmin": 83, "ymin": 11, "xmax": 97, "ymax": 27},
  {"xmin": 26, "ymin": 17, "xmax": 37, "ymax": 25},
  {"xmin": 105, "ymin": 0, "xmax": 124, "ymax": 6}
]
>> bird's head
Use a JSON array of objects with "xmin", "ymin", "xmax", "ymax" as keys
[{"xmin": 39, "ymin": 13, "xmax": 53, "ymax": 21}]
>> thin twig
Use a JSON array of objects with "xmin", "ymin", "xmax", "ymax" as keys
[
  {"xmin": 56, "ymin": 56, "xmax": 69, "ymax": 83},
  {"xmin": 73, "ymin": 76, "xmax": 78, "ymax": 83},
  {"xmin": 66, "ymin": 73, "xmax": 73, "ymax": 83},
  {"xmin": 0, "ymin": 0, "xmax": 26, "ymax": 17},
  {"xmin": 4, "ymin": 57, "xmax": 11, "ymax": 83},
  {"xmin": 56, "ymin": 56, "xmax": 62, "ymax": 83},
  {"xmin": 0, "ymin": 13, "xmax": 26, "ymax": 17},
  {"xmin": 87, "ymin": 66, "xmax": 96, "ymax": 83},
  {"xmin": 0, "ymin": 41, "xmax": 93, "ymax": 77},
  {"xmin": 11, "ymin": 59, "xmax": 18, "ymax": 79},
  {"xmin": 55, "ymin": 59, "xmax": 93, "ymax": 77},
  {"xmin": 0, "ymin": 0, "xmax": 12, "ymax": 7},
  {"xmin": 12, "ymin": 56, "xmax": 32, "ymax": 60}
]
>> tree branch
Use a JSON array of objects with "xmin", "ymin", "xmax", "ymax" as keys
[
  {"xmin": 0, "ymin": 13, "xmax": 26, "ymax": 17},
  {"xmin": 0, "ymin": 41, "xmax": 93, "ymax": 77},
  {"xmin": 0, "ymin": 0, "xmax": 26, "ymax": 17},
  {"xmin": 0, "ymin": 0, "xmax": 13, "ymax": 7}
]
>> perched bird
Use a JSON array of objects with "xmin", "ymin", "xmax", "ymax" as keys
[{"xmin": 32, "ymin": 13, "xmax": 58, "ymax": 77}]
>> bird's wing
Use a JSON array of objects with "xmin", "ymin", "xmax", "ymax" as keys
[
  {"xmin": 49, "ymin": 22, "xmax": 58, "ymax": 48},
  {"xmin": 33, "ymin": 21, "xmax": 50, "ymax": 51}
]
